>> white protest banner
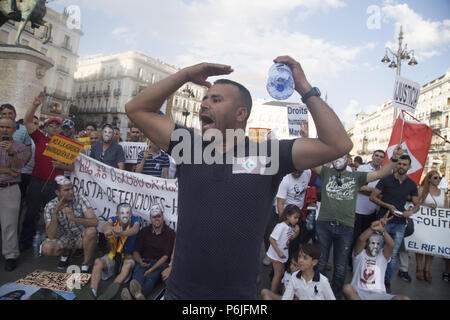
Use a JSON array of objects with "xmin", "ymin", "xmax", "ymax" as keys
[
  {"xmin": 405, "ymin": 206, "xmax": 450, "ymax": 258},
  {"xmin": 392, "ymin": 76, "xmax": 421, "ymax": 113},
  {"xmin": 70, "ymin": 153, "xmax": 178, "ymax": 231},
  {"xmin": 119, "ymin": 142, "xmax": 147, "ymax": 164},
  {"xmin": 286, "ymin": 104, "xmax": 308, "ymax": 137}
]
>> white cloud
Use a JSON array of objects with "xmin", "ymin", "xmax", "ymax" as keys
[
  {"xmin": 381, "ymin": 3, "xmax": 450, "ymax": 60},
  {"xmin": 111, "ymin": 27, "xmax": 137, "ymax": 47},
  {"xmin": 55, "ymin": 0, "xmax": 370, "ymax": 98}
]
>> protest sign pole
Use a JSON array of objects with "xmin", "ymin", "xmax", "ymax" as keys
[
  {"xmin": 41, "ymin": 166, "xmax": 55, "ymax": 192},
  {"xmin": 399, "ymin": 111, "xmax": 405, "ymax": 144}
]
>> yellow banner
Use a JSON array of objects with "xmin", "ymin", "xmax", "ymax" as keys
[
  {"xmin": 42, "ymin": 134, "xmax": 84, "ymax": 165},
  {"xmin": 78, "ymin": 137, "xmax": 91, "ymax": 150}
]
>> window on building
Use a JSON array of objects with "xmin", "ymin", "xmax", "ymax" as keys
[
  {"xmin": 63, "ymin": 35, "xmax": 70, "ymax": 48},
  {"xmin": 0, "ymin": 30, "xmax": 9, "ymax": 43},
  {"xmin": 445, "ymin": 115, "xmax": 449, "ymax": 128}
]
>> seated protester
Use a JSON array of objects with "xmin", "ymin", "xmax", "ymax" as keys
[
  {"xmin": 76, "ymin": 203, "xmax": 140, "ymax": 300},
  {"xmin": 282, "ymin": 243, "xmax": 335, "ymax": 300},
  {"xmin": 343, "ymin": 213, "xmax": 410, "ymax": 300},
  {"xmin": 260, "ymin": 251, "xmax": 301, "ymax": 300},
  {"xmin": 121, "ymin": 204, "xmax": 176, "ymax": 300},
  {"xmin": 41, "ymin": 176, "xmax": 98, "ymax": 272},
  {"xmin": 135, "ymin": 139, "xmax": 170, "ymax": 178}
]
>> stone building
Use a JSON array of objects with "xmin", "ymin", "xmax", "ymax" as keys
[
  {"xmin": 0, "ymin": 7, "xmax": 83, "ymax": 121},
  {"xmin": 347, "ymin": 72, "xmax": 450, "ymax": 182},
  {"xmin": 73, "ymin": 51, "xmax": 205, "ymax": 137}
]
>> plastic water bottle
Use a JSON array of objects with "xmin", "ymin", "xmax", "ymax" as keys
[
  {"xmin": 266, "ymin": 62, "xmax": 295, "ymax": 100},
  {"xmin": 32, "ymin": 231, "xmax": 41, "ymax": 258},
  {"xmin": 306, "ymin": 210, "xmax": 316, "ymax": 231}
]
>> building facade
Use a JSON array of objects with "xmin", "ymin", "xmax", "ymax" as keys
[
  {"xmin": 347, "ymin": 72, "xmax": 450, "ymax": 182},
  {"xmin": 0, "ymin": 8, "xmax": 83, "ymax": 121},
  {"xmin": 73, "ymin": 51, "xmax": 205, "ymax": 137}
]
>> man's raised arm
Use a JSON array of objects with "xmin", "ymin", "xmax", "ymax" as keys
[
  {"xmin": 24, "ymin": 92, "xmax": 45, "ymax": 135},
  {"xmin": 273, "ymin": 56, "xmax": 353, "ymax": 171},
  {"xmin": 125, "ymin": 63, "xmax": 233, "ymax": 152}
]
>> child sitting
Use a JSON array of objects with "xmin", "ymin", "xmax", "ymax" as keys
[{"xmin": 282, "ymin": 243, "xmax": 335, "ymax": 300}]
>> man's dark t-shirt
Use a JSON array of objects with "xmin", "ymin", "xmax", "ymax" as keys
[
  {"xmin": 375, "ymin": 174, "xmax": 418, "ymax": 224},
  {"xmin": 166, "ymin": 125, "xmax": 295, "ymax": 299},
  {"xmin": 89, "ymin": 142, "xmax": 125, "ymax": 168}
]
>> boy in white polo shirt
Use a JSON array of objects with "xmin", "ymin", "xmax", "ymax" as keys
[{"xmin": 282, "ymin": 243, "xmax": 335, "ymax": 300}]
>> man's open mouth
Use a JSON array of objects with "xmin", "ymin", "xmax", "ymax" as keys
[{"xmin": 200, "ymin": 114, "xmax": 215, "ymax": 130}]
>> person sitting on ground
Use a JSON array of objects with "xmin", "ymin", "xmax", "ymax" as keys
[
  {"xmin": 260, "ymin": 250, "xmax": 301, "ymax": 300},
  {"xmin": 42, "ymin": 176, "xmax": 98, "ymax": 272},
  {"xmin": 76, "ymin": 203, "xmax": 140, "ymax": 300},
  {"xmin": 282, "ymin": 243, "xmax": 335, "ymax": 300},
  {"xmin": 342, "ymin": 213, "xmax": 410, "ymax": 300},
  {"xmin": 121, "ymin": 204, "xmax": 176, "ymax": 300}
]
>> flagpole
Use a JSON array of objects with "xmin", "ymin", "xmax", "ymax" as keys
[
  {"xmin": 399, "ymin": 110, "xmax": 405, "ymax": 144},
  {"xmin": 403, "ymin": 111, "xmax": 450, "ymax": 144}
]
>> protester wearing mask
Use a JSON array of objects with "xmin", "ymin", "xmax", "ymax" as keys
[
  {"xmin": 311, "ymin": 145, "xmax": 403, "ymax": 299},
  {"xmin": 89, "ymin": 123, "xmax": 125, "ymax": 170},
  {"xmin": 343, "ymin": 213, "xmax": 410, "ymax": 300}
]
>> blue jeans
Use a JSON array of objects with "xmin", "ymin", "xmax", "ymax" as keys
[
  {"xmin": 132, "ymin": 259, "xmax": 168, "ymax": 297},
  {"xmin": 316, "ymin": 221, "xmax": 354, "ymax": 297},
  {"xmin": 384, "ymin": 222, "xmax": 406, "ymax": 283}
]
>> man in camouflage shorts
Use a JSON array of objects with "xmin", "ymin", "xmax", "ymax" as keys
[{"xmin": 41, "ymin": 176, "xmax": 98, "ymax": 273}]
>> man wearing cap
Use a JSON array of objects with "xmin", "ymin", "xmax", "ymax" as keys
[
  {"xmin": 121, "ymin": 204, "xmax": 176, "ymax": 300},
  {"xmin": 20, "ymin": 92, "xmax": 75, "ymax": 251},
  {"xmin": 61, "ymin": 119, "xmax": 75, "ymax": 139},
  {"xmin": 0, "ymin": 117, "xmax": 27, "ymax": 271},
  {"xmin": 41, "ymin": 175, "xmax": 98, "ymax": 272},
  {"xmin": 89, "ymin": 123, "xmax": 125, "ymax": 170}
]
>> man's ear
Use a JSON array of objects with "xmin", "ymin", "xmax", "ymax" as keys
[{"xmin": 235, "ymin": 106, "xmax": 248, "ymax": 123}]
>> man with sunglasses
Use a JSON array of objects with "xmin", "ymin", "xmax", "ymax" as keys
[
  {"xmin": 311, "ymin": 145, "xmax": 403, "ymax": 299},
  {"xmin": 19, "ymin": 92, "xmax": 74, "ymax": 251}
]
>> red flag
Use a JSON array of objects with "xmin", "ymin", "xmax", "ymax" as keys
[{"xmin": 382, "ymin": 112, "xmax": 432, "ymax": 185}]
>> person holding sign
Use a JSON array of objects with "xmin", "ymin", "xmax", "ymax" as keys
[
  {"xmin": 125, "ymin": 55, "xmax": 354, "ymax": 299},
  {"xmin": 20, "ymin": 92, "xmax": 74, "ymax": 252},
  {"xmin": 135, "ymin": 139, "xmax": 170, "ymax": 178},
  {"xmin": 415, "ymin": 170, "xmax": 449, "ymax": 282}
]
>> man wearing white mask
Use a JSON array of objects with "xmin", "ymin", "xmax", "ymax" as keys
[
  {"xmin": 76, "ymin": 203, "xmax": 140, "ymax": 300},
  {"xmin": 342, "ymin": 213, "xmax": 410, "ymax": 300},
  {"xmin": 89, "ymin": 123, "xmax": 125, "ymax": 170},
  {"xmin": 312, "ymin": 144, "xmax": 403, "ymax": 299}
]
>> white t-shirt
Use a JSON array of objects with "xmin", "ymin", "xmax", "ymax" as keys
[
  {"xmin": 168, "ymin": 155, "xmax": 177, "ymax": 179},
  {"xmin": 266, "ymin": 222, "xmax": 295, "ymax": 263},
  {"xmin": 282, "ymin": 270, "xmax": 335, "ymax": 300},
  {"xmin": 276, "ymin": 170, "xmax": 312, "ymax": 210},
  {"xmin": 281, "ymin": 271, "xmax": 292, "ymax": 289},
  {"xmin": 351, "ymin": 248, "xmax": 391, "ymax": 293},
  {"xmin": 355, "ymin": 163, "xmax": 379, "ymax": 215}
]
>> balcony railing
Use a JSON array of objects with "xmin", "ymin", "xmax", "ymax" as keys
[
  {"xmin": 76, "ymin": 92, "xmax": 82, "ymax": 98},
  {"xmin": 96, "ymin": 90, "xmax": 103, "ymax": 97},
  {"xmin": 56, "ymin": 65, "xmax": 70, "ymax": 74},
  {"xmin": 103, "ymin": 90, "xmax": 111, "ymax": 97},
  {"xmin": 113, "ymin": 88, "xmax": 122, "ymax": 96},
  {"xmin": 82, "ymin": 92, "xmax": 88, "ymax": 98},
  {"xmin": 89, "ymin": 91, "xmax": 95, "ymax": 98},
  {"xmin": 61, "ymin": 43, "xmax": 72, "ymax": 52},
  {"xmin": 51, "ymin": 90, "xmax": 68, "ymax": 100}
]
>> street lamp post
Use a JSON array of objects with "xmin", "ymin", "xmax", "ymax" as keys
[
  {"xmin": 381, "ymin": 25, "xmax": 418, "ymax": 76},
  {"xmin": 380, "ymin": 25, "xmax": 418, "ymax": 122}
]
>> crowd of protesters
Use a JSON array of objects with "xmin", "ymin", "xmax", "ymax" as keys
[{"xmin": 1, "ymin": 55, "xmax": 449, "ymax": 300}]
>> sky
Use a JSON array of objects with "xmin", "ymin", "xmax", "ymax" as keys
[{"xmin": 49, "ymin": 0, "xmax": 450, "ymax": 128}]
